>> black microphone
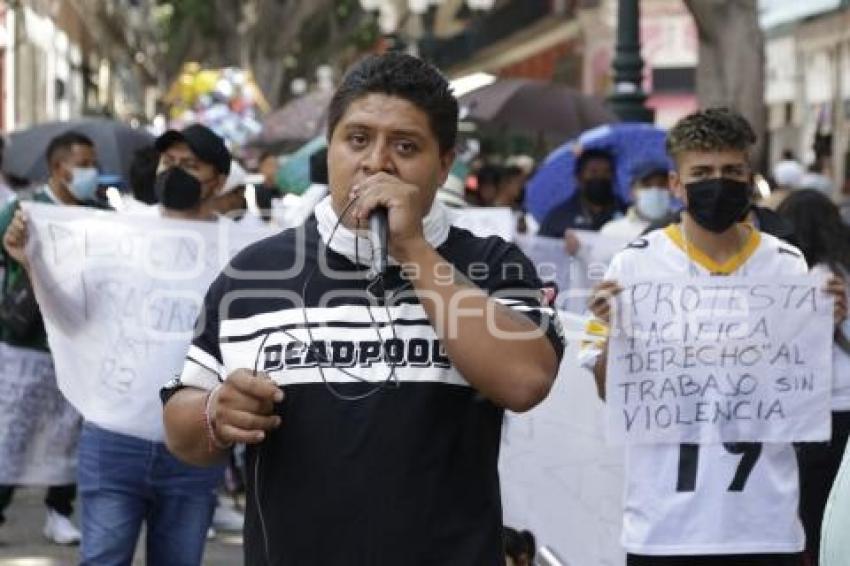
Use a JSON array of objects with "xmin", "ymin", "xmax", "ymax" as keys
[{"xmin": 368, "ymin": 206, "xmax": 389, "ymax": 276}]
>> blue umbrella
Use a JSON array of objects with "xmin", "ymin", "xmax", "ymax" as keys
[{"xmin": 525, "ymin": 123, "xmax": 672, "ymax": 222}]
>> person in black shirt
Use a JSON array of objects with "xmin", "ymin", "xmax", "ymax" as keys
[
  {"xmin": 161, "ymin": 52, "xmax": 564, "ymax": 566},
  {"xmin": 538, "ymin": 148, "xmax": 625, "ymax": 237}
]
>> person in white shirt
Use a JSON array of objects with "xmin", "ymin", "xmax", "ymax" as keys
[
  {"xmin": 600, "ymin": 162, "xmax": 673, "ymax": 242},
  {"xmin": 58, "ymin": 124, "xmax": 228, "ymax": 563},
  {"xmin": 581, "ymin": 108, "xmax": 847, "ymax": 566},
  {"xmin": 772, "ymin": 149, "xmax": 804, "ymax": 191}
]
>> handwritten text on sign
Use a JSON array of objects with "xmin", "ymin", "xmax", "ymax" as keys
[
  {"xmin": 0, "ymin": 343, "xmax": 79, "ymax": 484},
  {"xmin": 22, "ymin": 202, "xmax": 273, "ymax": 442},
  {"xmin": 606, "ymin": 276, "xmax": 833, "ymax": 444}
]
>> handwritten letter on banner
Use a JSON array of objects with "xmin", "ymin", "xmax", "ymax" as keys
[
  {"xmin": 607, "ymin": 276, "xmax": 833, "ymax": 444},
  {"xmin": 22, "ymin": 202, "xmax": 274, "ymax": 441},
  {"xmin": 0, "ymin": 343, "xmax": 79, "ymax": 484}
]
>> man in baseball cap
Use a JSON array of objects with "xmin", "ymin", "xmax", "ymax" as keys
[
  {"xmin": 69, "ymin": 122, "xmax": 235, "ymax": 565},
  {"xmin": 154, "ymin": 123, "xmax": 231, "ymax": 219}
]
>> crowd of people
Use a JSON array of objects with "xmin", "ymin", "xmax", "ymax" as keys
[{"xmin": 0, "ymin": 50, "xmax": 848, "ymax": 566}]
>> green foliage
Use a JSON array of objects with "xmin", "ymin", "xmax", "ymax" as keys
[
  {"xmin": 352, "ymin": 19, "xmax": 379, "ymax": 50},
  {"xmin": 156, "ymin": 0, "xmax": 217, "ymax": 43}
]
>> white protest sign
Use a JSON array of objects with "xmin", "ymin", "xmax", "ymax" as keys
[
  {"xmin": 22, "ymin": 202, "xmax": 275, "ymax": 441},
  {"xmin": 607, "ymin": 276, "xmax": 833, "ymax": 444},
  {"xmin": 448, "ymin": 206, "xmax": 515, "ymax": 241},
  {"xmin": 500, "ymin": 332, "xmax": 626, "ymax": 566},
  {"xmin": 0, "ymin": 342, "xmax": 79, "ymax": 484},
  {"xmin": 501, "ymin": 238, "xmax": 626, "ymax": 565}
]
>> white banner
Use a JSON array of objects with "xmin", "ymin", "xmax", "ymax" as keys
[
  {"xmin": 22, "ymin": 202, "xmax": 274, "ymax": 441},
  {"xmin": 448, "ymin": 206, "xmax": 515, "ymax": 242},
  {"xmin": 607, "ymin": 276, "xmax": 834, "ymax": 444},
  {"xmin": 500, "ymin": 336, "xmax": 626, "ymax": 566},
  {"xmin": 0, "ymin": 342, "xmax": 79, "ymax": 484},
  {"xmin": 503, "ymin": 231, "xmax": 629, "ymax": 565}
]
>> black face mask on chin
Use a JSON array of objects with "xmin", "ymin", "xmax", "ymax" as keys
[
  {"xmin": 582, "ymin": 178, "xmax": 615, "ymax": 206},
  {"xmin": 685, "ymin": 177, "xmax": 752, "ymax": 233},
  {"xmin": 154, "ymin": 167, "xmax": 202, "ymax": 211}
]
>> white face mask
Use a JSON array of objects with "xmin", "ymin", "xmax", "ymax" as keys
[
  {"xmin": 635, "ymin": 187, "xmax": 671, "ymax": 220},
  {"xmin": 68, "ymin": 167, "xmax": 99, "ymax": 202}
]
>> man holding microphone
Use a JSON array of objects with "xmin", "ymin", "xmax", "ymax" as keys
[{"xmin": 162, "ymin": 52, "xmax": 563, "ymax": 565}]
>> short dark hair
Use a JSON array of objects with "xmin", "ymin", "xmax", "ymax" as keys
[
  {"xmin": 326, "ymin": 52, "xmax": 458, "ymax": 154},
  {"xmin": 666, "ymin": 107, "xmax": 756, "ymax": 164},
  {"xmin": 575, "ymin": 148, "xmax": 614, "ymax": 177},
  {"xmin": 46, "ymin": 131, "xmax": 94, "ymax": 168},
  {"xmin": 309, "ymin": 147, "xmax": 329, "ymax": 185},
  {"xmin": 476, "ymin": 165, "xmax": 502, "ymax": 187},
  {"xmin": 777, "ymin": 189, "xmax": 850, "ymax": 271}
]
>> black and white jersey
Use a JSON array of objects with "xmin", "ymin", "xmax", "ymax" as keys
[
  {"xmin": 162, "ymin": 218, "xmax": 564, "ymax": 566},
  {"xmin": 580, "ymin": 224, "xmax": 807, "ymax": 555}
]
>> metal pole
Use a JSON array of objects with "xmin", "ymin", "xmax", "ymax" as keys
[{"xmin": 607, "ymin": 0, "xmax": 654, "ymax": 123}]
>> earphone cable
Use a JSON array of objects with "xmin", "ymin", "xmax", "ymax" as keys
[{"xmin": 252, "ymin": 195, "xmax": 402, "ymax": 565}]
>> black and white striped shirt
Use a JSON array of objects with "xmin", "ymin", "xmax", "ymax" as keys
[{"xmin": 162, "ymin": 218, "xmax": 564, "ymax": 565}]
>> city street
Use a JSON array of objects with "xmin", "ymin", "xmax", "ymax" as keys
[
  {"xmin": 1, "ymin": 0, "xmax": 850, "ymax": 564},
  {"xmin": 0, "ymin": 489, "xmax": 242, "ymax": 565}
]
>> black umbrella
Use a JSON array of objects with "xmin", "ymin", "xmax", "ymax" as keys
[
  {"xmin": 3, "ymin": 118, "xmax": 155, "ymax": 183},
  {"xmin": 256, "ymin": 90, "xmax": 332, "ymax": 148},
  {"xmin": 459, "ymin": 78, "xmax": 617, "ymax": 140}
]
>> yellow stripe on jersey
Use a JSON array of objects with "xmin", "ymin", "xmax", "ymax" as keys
[
  {"xmin": 586, "ymin": 318, "xmax": 609, "ymax": 338},
  {"xmin": 579, "ymin": 318, "xmax": 609, "ymax": 351},
  {"xmin": 663, "ymin": 223, "xmax": 761, "ymax": 275}
]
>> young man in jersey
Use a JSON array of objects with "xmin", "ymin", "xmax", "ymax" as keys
[
  {"xmin": 581, "ymin": 107, "xmax": 847, "ymax": 566},
  {"xmin": 161, "ymin": 52, "xmax": 564, "ymax": 565}
]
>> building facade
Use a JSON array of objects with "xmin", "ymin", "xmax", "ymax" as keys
[
  {"xmin": 0, "ymin": 0, "xmax": 155, "ymax": 133},
  {"xmin": 762, "ymin": 0, "xmax": 850, "ymax": 192},
  {"xmin": 415, "ymin": 0, "xmax": 697, "ymax": 130}
]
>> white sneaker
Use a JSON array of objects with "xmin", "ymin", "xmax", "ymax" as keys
[
  {"xmin": 43, "ymin": 509, "xmax": 81, "ymax": 545},
  {"xmin": 212, "ymin": 500, "xmax": 244, "ymax": 532}
]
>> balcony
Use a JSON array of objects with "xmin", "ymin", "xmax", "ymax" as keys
[{"xmin": 423, "ymin": 0, "xmax": 562, "ymax": 70}]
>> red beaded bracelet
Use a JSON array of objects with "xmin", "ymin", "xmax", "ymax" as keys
[{"xmin": 203, "ymin": 385, "xmax": 233, "ymax": 452}]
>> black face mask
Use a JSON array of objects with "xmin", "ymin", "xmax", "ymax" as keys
[
  {"xmin": 154, "ymin": 167, "xmax": 202, "ymax": 211},
  {"xmin": 583, "ymin": 178, "xmax": 615, "ymax": 206},
  {"xmin": 685, "ymin": 177, "xmax": 752, "ymax": 233}
]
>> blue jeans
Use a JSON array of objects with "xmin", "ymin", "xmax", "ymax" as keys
[{"xmin": 78, "ymin": 422, "xmax": 224, "ymax": 566}]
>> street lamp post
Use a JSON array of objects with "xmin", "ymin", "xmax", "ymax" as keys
[{"xmin": 607, "ymin": 0, "xmax": 654, "ymax": 123}]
